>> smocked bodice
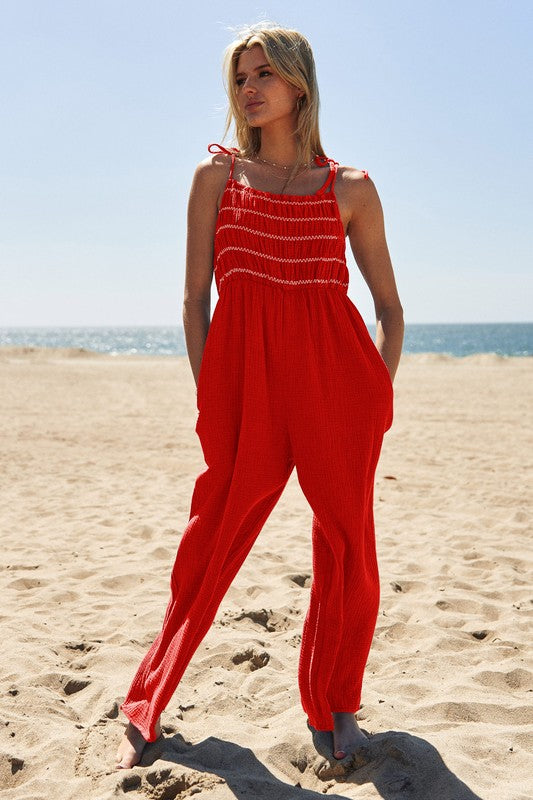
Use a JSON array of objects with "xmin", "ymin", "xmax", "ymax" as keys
[{"xmin": 208, "ymin": 143, "xmax": 356, "ymax": 294}]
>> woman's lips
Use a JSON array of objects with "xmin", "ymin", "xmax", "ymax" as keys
[{"xmin": 245, "ymin": 101, "xmax": 263, "ymax": 111}]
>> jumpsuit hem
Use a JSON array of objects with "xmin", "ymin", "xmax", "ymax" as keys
[{"xmin": 119, "ymin": 701, "xmax": 159, "ymax": 742}]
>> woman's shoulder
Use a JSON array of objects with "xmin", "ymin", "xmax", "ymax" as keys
[
  {"xmin": 190, "ymin": 147, "xmax": 236, "ymax": 194},
  {"xmin": 336, "ymin": 163, "xmax": 371, "ymax": 185},
  {"xmin": 334, "ymin": 162, "xmax": 375, "ymax": 203},
  {"xmin": 194, "ymin": 149, "xmax": 233, "ymax": 177}
]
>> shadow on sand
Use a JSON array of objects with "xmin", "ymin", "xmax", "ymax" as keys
[{"xmin": 130, "ymin": 722, "xmax": 486, "ymax": 800}]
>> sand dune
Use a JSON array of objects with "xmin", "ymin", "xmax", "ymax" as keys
[{"xmin": 0, "ymin": 348, "xmax": 531, "ymax": 799}]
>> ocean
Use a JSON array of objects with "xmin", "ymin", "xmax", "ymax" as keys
[{"xmin": 1, "ymin": 323, "xmax": 531, "ymax": 358}]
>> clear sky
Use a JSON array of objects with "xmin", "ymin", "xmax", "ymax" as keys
[{"xmin": 1, "ymin": 0, "xmax": 531, "ymax": 326}]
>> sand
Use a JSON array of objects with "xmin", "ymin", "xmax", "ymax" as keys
[{"xmin": 0, "ymin": 347, "xmax": 531, "ymax": 799}]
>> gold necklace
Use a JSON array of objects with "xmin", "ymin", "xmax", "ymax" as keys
[
  {"xmin": 280, "ymin": 164, "xmax": 311, "ymax": 194},
  {"xmin": 251, "ymin": 154, "xmax": 314, "ymax": 194},
  {"xmin": 253, "ymin": 153, "xmax": 315, "ymax": 170}
]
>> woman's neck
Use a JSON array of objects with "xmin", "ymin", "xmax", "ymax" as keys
[{"xmin": 257, "ymin": 125, "xmax": 307, "ymax": 166}]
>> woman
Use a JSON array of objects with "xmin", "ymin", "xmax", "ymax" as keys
[{"xmin": 116, "ymin": 22, "xmax": 404, "ymax": 770}]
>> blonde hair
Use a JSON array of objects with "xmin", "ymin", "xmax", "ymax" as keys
[{"xmin": 221, "ymin": 22, "xmax": 326, "ymax": 170}]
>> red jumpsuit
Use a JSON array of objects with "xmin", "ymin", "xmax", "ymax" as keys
[{"xmin": 120, "ymin": 143, "xmax": 394, "ymax": 741}]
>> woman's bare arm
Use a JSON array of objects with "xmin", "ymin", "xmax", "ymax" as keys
[
  {"xmin": 344, "ymin": 170, "xmax": 404, "ymax": 383},
  {"xmin": 183, "ymin": 158, "xmax": 225, "ymax": 388}
]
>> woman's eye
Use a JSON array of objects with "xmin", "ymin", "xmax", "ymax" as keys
[{"xmin": 236, "ymin": 71, "xmax": 271, "ymax": 87}]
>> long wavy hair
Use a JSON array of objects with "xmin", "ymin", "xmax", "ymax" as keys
[{"xmin": 221, "ymin": 22, "xmax": 326, "ymax": 172}]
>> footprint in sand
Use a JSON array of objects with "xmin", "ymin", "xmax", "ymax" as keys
[
  {"xmin": 0, "ymin": 753, "xmax": 27, "ymax": 791},
  {"xmin": 287, "ymin": 572, "xmax": 312, "ymax": 588},
  {"xmin": 62, "ymin": 677, "xmax": 91, "ymax": 695},
  {"xmin": 100, "ymin": 574, "xmax": 144, "ymax": 591},
  {"xmin": 116, "ymin": 772, "xmax": 142, "ymax": 792},
  {"xmin": 136, "ymin": 525, "xmax": 155, "ymax": 541},
  {"xmin": 230, "ymin": 644, "xmax": 270, "ymax": 671},
  {"xmin": 52, "ymin": 640, "xmax": 100, "ymax": 673},
  {"xmin": 232, "ymin": 607, "xmax": 297, "ymax": 632},
  {"xmin": 62, "ymin": 640, "xmax": 99, "ymax": 654},
  {"xmin": 114, "ymin": 765, "xmax": 218, "ymax": 797},
  {"xmin": 68, "ymin": 569, "xmax": 95, "ymax": 581},
  {"xmin": 473, "ymin": 667, "xmax": 532, "ymax": 691},
  {"xmin": 286, "ymin": 632, "xmax": 302, "ymax": 648},
  {"xmin": 418, "ymin": 700, "xmax": 533, "ymax": 725},
  {"xmin": 36, "ymin": 671, "xmax": 92, "ymax": 696},
  {"xmin": 389, "ymin": 579, "xmax": 425, "ymax": 593},
  {"xmin": 150, "ymin": 546, "xmax": 172, "ymax": 560},
  {"xmin": 7, "ymin": 577, "xmax": 48, "ymax": 590}
]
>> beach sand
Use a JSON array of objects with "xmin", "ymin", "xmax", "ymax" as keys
[{"xmin": 0, "ymin": 347, "xmax": 531, "ymax": 799}]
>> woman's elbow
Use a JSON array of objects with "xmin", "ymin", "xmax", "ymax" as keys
[{"xmin": 376, "ymin": 298, "xmax": 404, "ymax": 322}]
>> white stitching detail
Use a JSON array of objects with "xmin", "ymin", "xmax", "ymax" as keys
[
  {"xmin": 216, "ymin": 224, "xmax": 338, "ymax": 242},
  {"xmin": 218, "ymin": 268, "xmax": 348, "ymax": 288},
  {"xmin": 217, "ymin": 246, "xmax": 345, "ymax": 265},
  {"xmin": 226, "ymin": 185, "xmax": 335, "ymax": 205},
  {"xmin": 218, "ymin": 206, "xmax": 339, "ymax": 223}
]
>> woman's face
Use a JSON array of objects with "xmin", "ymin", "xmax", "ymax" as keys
[{"xmin": 235, "ymin": 44, "xmax": 302, "ymax": 128}]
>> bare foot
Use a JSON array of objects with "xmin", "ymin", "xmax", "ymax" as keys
[
  {"xmin": 332, "ymin": 712, "xmax": 369, "ymax": 760},
  {"xmin": 115, "ymin": 718, "xmax": 162, "ymax": 769}
]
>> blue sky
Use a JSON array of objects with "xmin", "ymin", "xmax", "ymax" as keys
[{"xmin": 1, "ymin": 0, "xmax": 531, "ymax": 325}]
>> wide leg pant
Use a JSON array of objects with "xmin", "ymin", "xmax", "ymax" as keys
[{"xmin": 120, "ymin": 281, "xmax": 393, "ymax": 741}]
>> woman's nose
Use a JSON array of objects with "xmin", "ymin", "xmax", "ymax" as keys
[{"xmin": 242, "ymin": 77, "xmax": 256, "ymax": 93}]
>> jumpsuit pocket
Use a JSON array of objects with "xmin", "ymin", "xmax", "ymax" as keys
[
  {"xmin": 195, "ymin": 362, "xmax": 203, "ymax": 411},
  {"xmin": 195, "ymin": 311, "xmax": 217, "ymax": 410},
  {"xmin": 342, "ymin": 295, "xmax": 393, "ymax": 397},
  {"xmin": 367, "ymin": 338, "xmax": 394, "ymax": 398},
  {"xmin": 369, "ymin": 343, "xmax": 394, "ymax": 433},
  {"xmin": 376, "ymin": 349, "xmax": 394, "ymax": 395},
  {"xmin": 196, "ymin": 348, "xmax": 209, "ymax": 410}
]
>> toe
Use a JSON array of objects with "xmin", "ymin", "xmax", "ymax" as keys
[
  {"xmin": 334, "ymin": 749, "xmax": 346, "ymax": 759},
  {"xmin": 116, "ymin": 755, "xmax": 136, "ymax": 770}
]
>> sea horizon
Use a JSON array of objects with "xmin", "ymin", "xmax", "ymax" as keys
[{"xmin": 1, "ymin": 322, "xmax": 531, "ymax": 358}]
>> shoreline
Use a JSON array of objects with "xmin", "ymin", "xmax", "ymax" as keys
[{"xmin": 0, "ymin": 345, "xmax": 531, "ymax": 362}]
